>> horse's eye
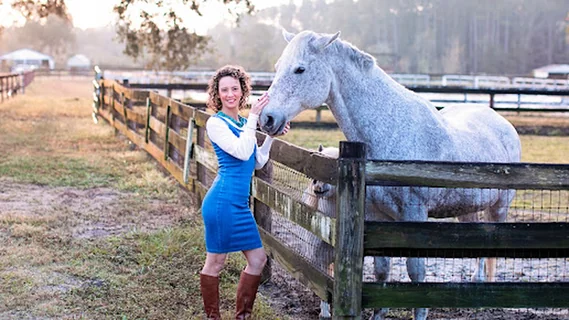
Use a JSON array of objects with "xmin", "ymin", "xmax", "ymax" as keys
[{"xmin": 294, "ymin": 67, "xmax": 305, "ymax": 74}]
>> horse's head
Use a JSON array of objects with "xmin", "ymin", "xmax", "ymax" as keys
[{"xmin": 260, "ymin": 29, "xmax": 341, "ymax": 136}]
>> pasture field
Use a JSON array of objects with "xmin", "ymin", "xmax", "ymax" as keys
[{"xmin": 0, "ymin": 77, "xmax": 567, "ymax": 320}]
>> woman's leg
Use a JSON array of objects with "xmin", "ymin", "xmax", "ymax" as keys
[
  {"xmin": 242, "ymin": 247, "xmax": 267, "ymax": 275},
  {"xmin": 235, "ymin": 248, "xmax": 267, "ymax": 319},
  {"xmin": 200, "ymin": 253, "xmax": 227, "ymax": 320}
]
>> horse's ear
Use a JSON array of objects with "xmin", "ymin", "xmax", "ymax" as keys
[
  {"xmin": 314, "ymin": 31, "xmax": 341, "ymax": 51},
  {"xmin": 282, "ymin": 29, "xmax": 296, "ymax": 43},
  {"xmin": 318, "ymin": 144, "xmax": 323, "ymax": 152}
]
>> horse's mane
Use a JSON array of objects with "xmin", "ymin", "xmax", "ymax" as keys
[{"xmin": 307, "ymin": 33, "xmax": 376, "ymax": 72}]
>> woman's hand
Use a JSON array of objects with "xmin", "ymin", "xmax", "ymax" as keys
[
  {"xmin": 250, "ymin": 92, "xmax": 269, "ymax": 115},
  {"xmin": 271, "ymin": 122, "xmax": 290, "ymax": 137}
]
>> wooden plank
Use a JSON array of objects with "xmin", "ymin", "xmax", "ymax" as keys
[
  {"xmin": 112, "ymin": 118, "xmax": 145, "ymax": 147},
  {"xmin": 194, "ymin": 145, "xmax": 218, "ymax": 173},
  {"xmin": 145, "ymin": 97, "xmax": 151, "ymax": 143},
  {"xmin": 194, "ymin": 179, "xmax": 209, "ymax": 200},
  {"xmin": 148, "ymin": 115, "xmax": 167, "ymax": 139},
  {"xmin": 268, "ymin": 138, "xmax": 337, "ymax": 185},
  {"xmin": 259, "ymin": 227, "xmax": 333, "ymax": 302},
  {"xmin": 112, "ymin": 99, "xmax": 126, "ymax": 119},
  {"xmin": 254, "ymin": 160, "xmax": 274, "ymax": 282},
  {"xmin": 364, "ymin": 222, "xmax": 569, "ymax": 258},
  {"xmin": 252, "ymin": 177, "xmax": 336, "ymax": 246},
  {"xmin": 144, "ymin": 141, "xmax": 193, "ymax": 190},
  {"xmin": 183, "ymin": 119, "xmax": 195, "ymax": 185},
  {"xmin": 334, "ymin": 142, "xmax": 366, "ymax": 319},
  {"xmin": 126, "ymin": 108, "xmax": 147, "ymax": 126},
  {"xmin": 366, "ymin": 160, "xmax": 569, "ymax": 190},
  {"xmin": 168, "ymin": 129, "xmax": 187, "ymax": 156},
  {"xmin": 112, "ymin": 81, "xmax": 149, "ymax": 101},
  {"xmin": 98, "ymin": 108, "xmax": 112, "ymax": 124},
  {"xmin": 149, "ymin": 90, "xmax": 171, "ymax": 109},
  {"xmin": 362, "ymin": 282, "xmax": 569, "ymax": 308},
  {"xmin": 194, "ymin": 108, "xmax": 210, "ymax": 127},
  {"xmin": 164, "ymin": 105, "xmax": 171, "ymax": 160},
  {"xmin": 170, "ymin": 99, "xmax": 194, "ymax": 120},
  {"xmin": 103, "ymin": 95, "xmax": 112, "ymax": 107}
]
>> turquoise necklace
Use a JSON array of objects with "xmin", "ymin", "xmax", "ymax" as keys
[{"xmin": 218, "ymin": 111, "xmax": 246, "ymax": 128}]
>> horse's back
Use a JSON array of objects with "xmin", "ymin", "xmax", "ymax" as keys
[{"xmin": 439, "ymin": 105, "xmax": 521, "ymax": 162}]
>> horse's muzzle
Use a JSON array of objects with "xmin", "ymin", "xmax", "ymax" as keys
[{"xmin": 260, "ymin": 112, "xmax": 285, "ymax": 136}]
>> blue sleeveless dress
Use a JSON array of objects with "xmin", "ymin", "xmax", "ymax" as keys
[{"xmin": 201, "ymin": 113, "xmax": 263, "ymax": 253}]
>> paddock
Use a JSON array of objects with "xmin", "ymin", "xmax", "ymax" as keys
[{"xmin": 92, "ymin": 66, "xmax": 569, "ymax": 319}]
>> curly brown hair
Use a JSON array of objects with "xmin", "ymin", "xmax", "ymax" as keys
[{"xmin": 206, "ymin": 65, "xmax": 251, "ymax": 112}]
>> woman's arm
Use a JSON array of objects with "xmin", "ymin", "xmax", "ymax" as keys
[
  {"xmin": 206, "ymin": 113, "xmax": 260, "ymax": 161},
  {"xmin": 254, "ymin": 122, "xmax": 290, "ymax": 170},
  {"xmin": 254, "ymin": 136, "xmax": 274, "ymax": 169}
]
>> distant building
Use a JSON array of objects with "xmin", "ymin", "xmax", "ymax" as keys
[
  {"xmin": 0, "ymin": 48, "xmax": 55, "ymax": 71},
  {"xmin": 66, "ymin": 54, "xmax": 91, "ymax": 70},
  {"xmin": 532, "ymin": 64, "xmax": 569, "ymax": 79}
]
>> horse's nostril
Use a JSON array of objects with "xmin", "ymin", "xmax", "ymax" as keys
[{"xmin": 266, "ymin": 115, "xmax": 275, "ymax": 128}]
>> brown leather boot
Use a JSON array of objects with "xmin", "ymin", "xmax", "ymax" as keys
[
  {"xmin": 200, "ymin": 273, "xmax": 221, "ymax": 320},
  {"xmin": 235, "ymin": 271, "xmax": 262, "ymax": 320}
]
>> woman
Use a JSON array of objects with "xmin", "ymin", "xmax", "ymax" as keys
[{"xmin": 199, "ymin": 65, "xmax": 289, "ymax": 320}]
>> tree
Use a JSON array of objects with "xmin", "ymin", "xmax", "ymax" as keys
[{"xmin": 8, "ymin": 0, "xmax": 255, "ymax": 70}]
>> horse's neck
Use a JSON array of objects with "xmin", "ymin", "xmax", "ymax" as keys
[{"xmin": 326, "ymin": 64, "xmax": 448, "ymax": 159}]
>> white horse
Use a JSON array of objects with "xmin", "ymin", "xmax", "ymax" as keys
[{"xmin": 260, "ymin": 30, "xmax": 522, "ymax": 320}]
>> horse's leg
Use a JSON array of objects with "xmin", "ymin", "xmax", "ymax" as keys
[
  {"xmin": 483, "ymin": 191, "xmax": 512, "ymax": 282},
  {"xmin": 403, "ymin": 203, "xmax": 428, "ymax": 320},
  {"xmin": 457, "ymin": 212, "xmax": 487, "ymax": 282},
  {"xmin": 406, "ymin": 257, "xmax": 428, "ymax": 320},
  {"xmin": 370, "ymin": 256, "xmax": 390, "ymax": 320},
  {"xmin": 317, "ymin": 240, "xmax": 334, "ymax": 319}
]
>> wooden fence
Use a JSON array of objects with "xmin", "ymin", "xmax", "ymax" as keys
[
  {"xmin": 93, "ymin": 69, "xmax": 569, "ymax": 319},
  {"xmin": 0, "ymin": 71, "xmax": 34, "ymax": 103}
]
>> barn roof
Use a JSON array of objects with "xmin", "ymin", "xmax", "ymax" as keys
[
  {"xmin": 67, "ymin": 54, "xmax": 91, "ymax": 68},
  {"xmin": 0, "ymin": 48, "xmax": 53, "ymax": 61},
  {"xmin": 532, "ymin": 64, "xmax": 569, "ymax": 78}
]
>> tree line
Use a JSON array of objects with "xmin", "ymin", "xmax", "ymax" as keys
[
  {"xmin": 1, "ymin": 0, "xmax": 568, "ymax": 76},
  {"xmin": 205, "ymin": 0, "xmax": 569, "ymax": 76}
]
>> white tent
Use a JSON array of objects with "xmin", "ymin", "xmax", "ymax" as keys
[
  {"xmin": 0, "ymin": 48, "xmax": 55, "ymax": 70},
  {"xmin": 67, "ymin": 54, "xmax": 91, "ymax": 70}
]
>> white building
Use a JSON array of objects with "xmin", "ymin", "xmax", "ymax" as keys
[
  {"xmin": 66, "ymin": 54, "xmax": 91, "ymax": 70},
  {"xmin": 532, "ymin": 64, "xmax": 569, "ymax": 79},
  {"xmin": 0, "ymin": 48, "xmax": 55, "ymax": 71}
]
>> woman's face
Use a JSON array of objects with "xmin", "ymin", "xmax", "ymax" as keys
[{"xmin": 218, "ymin": 76, "xmax": 242, "ymax": 111}]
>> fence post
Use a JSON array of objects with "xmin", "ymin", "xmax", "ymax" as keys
[
  {"xmin": 253, "ymin": 135, "xmax": 274, "ymax": 283},
  {"xmin": 20, "ymin": 73, "xmax": 25, "ymax": 94},
  {"xmin": 164, "ymin": 104, "xmax": 171, "ymax": 161},
  {"xmin": 334, "ymin": 141, "xmax": 366, "ymax": 320},
  {"xmin": 196, "ymin": 123, "xmax": 206, "ymax": 203}
]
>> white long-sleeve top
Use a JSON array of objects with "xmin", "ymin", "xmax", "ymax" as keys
[{"xmin": 206, "ymin": 113, "xmax": 274, "ymax": 169}]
